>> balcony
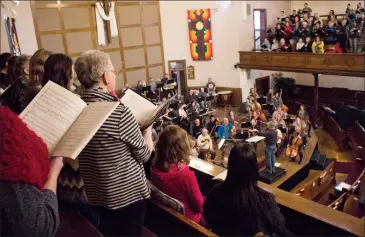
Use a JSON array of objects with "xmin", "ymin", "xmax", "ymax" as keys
[{"xmin": 237, "ymin": 51, "xmax": 365, "ymax": 77}]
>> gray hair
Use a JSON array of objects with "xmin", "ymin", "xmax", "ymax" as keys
[{"xmin": 74, "ymin": 50, "xmax": 112, "ymax": 89}]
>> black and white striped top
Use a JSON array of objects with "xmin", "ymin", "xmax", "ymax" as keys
[{"xmin": 79, "ymin": 88, "xmax": 151, "ymax": 210}]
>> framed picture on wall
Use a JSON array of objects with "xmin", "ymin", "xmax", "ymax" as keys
[{"xmin": 5, "ymin": 17, "xmax": 21, "ymax": 56}]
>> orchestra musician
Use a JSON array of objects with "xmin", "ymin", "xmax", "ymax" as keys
[
  {"xmin": 246, "ymin": 95, "xmax": 255, "ymax": 119},
  {"xmin": 178, "ymin": 103, "xmax": 190, "ymax": 132},
  {"xmin": 191, "ymin": 118, "xmax": 203, "ymax": 139},
  {"xmin": 197, "ymin": 128, "xmax": 216, "ymax": 161},
  {"xmin": 298, "ymin": 104, "xmax": 312, "ymax": 137},
  {"xmin": 273, "ymin": 113, "xmax": 287, "ymax": 130},
  {"xmin": 248, "ymin": 118, "xmax": 261, "ymax": 137},
  {"xmin": 249, "ymin": 87, "xmax": 259, "ymax": 100},
  {"xmin": 206, "ymin": 77, "xmax": 216, "ymax": 95},
  {"xmin": 227, "ymin": 110, "xmax": 237, "ymax": 125},
  {"xmin": 273, "ymin": 89, "xmax": 288, "ymax": 113},
  {"xmin": 287, "ymin": 126, "xmax": 308, "ymax": 164},
  {"xmin": 217, "ymin": 118, "xmax": 232, "ymax": 140},
  {"xmin": 161, "ymin": 73, "xmax": 169, "ymax": 84},
  {"xmin": 206, "ymin": 115, "xmax": 218, "ymax": 135},
  {"xmin": 198, "ymin": 88, "xmax": 207, "ymax": 107},
  {"xmin": 185, "ymin": 89, "xmax": 196, "ymax": 104}
]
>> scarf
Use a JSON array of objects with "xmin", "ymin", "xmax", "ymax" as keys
[{"xmin": 95, "ymin": 2, "xmax": 118, "ymax": 46}]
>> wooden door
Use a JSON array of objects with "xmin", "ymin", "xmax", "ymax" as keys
[
  {"xmin": 168, "ymin": 60, "xmax": 187, "ymax": 96},
  {"xmin": 253, "ymin": 9, "xmax": 267, "ymax": 48},
  {"xmin": 255, "ymin": 76, "xmax": 270, "ymax": 96}
]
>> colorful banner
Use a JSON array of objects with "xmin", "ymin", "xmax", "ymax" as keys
[
  {"xmin": 5, "ymin": 17, "xmax": 21, "ymax": 56},
  {"xmin": 187, "ymin": 9, "xmax": 213, "ymax": 61}
]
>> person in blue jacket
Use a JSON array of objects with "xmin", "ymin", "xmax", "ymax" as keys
[{"xmin": 217, "ymin": 118, "xmax": 232, "ymax": 139}]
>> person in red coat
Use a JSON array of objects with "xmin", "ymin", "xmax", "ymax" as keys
[
  {"xmin": 284, "ymin": 21, "xmax": 293, "ymax": 44},
  {"xmin": 150, "ymin": 125, "xmax": 204, "ymax": 224}
]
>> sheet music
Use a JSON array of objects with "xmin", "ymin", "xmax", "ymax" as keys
[
  {"xmin": 189, "ymin": 156, "xmax": 214, "ymax": 173},
  {"xmin": 213, "ymin": 170, "xmax": 227, "ymax": 181},
  {"xmin": 120, "ymin": 89, "xmax": 156, "ymax": 124},
  {"xmin": 218, "ymin": 139, "xmax": 225, "ymax": 149},
  {"xmin": 20, "ymin": 81, "xmax": 87, "ymax": 154},
  {"xmin": 245, "ymin": 136, "xmax": 265, "ymax": 143},
  {"xmin": 52, "ymin": 102, "xmax": 119, "ymax": 159},
  {"xmin": 275, "ymin": 162, "xmax": 281, "ymax": 167}
]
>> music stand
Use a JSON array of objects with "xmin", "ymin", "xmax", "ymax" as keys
[
  {"xmin": 241, "ymin": 122, "xmax": 251, "ymax": 129},
  {"xmin": 278, "ymin": 126, "xmax": 287, "ymax": 134},
  {"xmin": 257, "ymin": 97, "xmax": 267, "ymax": 105}
]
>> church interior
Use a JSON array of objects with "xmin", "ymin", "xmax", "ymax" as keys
[{"xmin": 0, "ymin": 1, "xmax": 364, "ymax": 236}]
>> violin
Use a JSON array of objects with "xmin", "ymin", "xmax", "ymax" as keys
[
  {"xmin": 285, "ymin": 135, "xmax": 303, "ymax": 158},
  {"xmin": 215, "ymin": 118, "xmax": 220, "ymax": 126},
  {"xmin": 230, "ymin": 121, "xmax": 239, "ymax": 139}
]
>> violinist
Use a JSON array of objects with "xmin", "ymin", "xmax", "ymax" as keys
[
  {"xmin": 227, "ymin": 110, "xmax": 237, "ymax": 125},
  {"xmin": 273, "ymin": 89, "xmax": 283, "ymax": 111},
  {"xmin": 298, "ymin": 104, "xmax": 311, "ymax": 137},
  {"xmin": 273, "ymin": 113, "xmax": 286, "ymax": 129},
  {"xmin": 197, "ymin": 128, "xmax": 216, "ymax": 161},
  {"xmin": 191, "ymin": 118, "xmax": 203, "ymax": 139},
  {"xmin": 248, "ymin": 118, "xmax": 261, "ymax": 137},
  {"xmin": 287, "ymin": 126, "xmax": 307, "ymax": 164},
  {"xmin": 206, "ymin": 115, "xmax": 217, "ymax": 135},
  {"xmin": 217, "ymin": 118, "xmax": 232, "ymax": 140},
  {"xmin": 246, "ymin": 95, "xmax": 254, "ymax": 119}
]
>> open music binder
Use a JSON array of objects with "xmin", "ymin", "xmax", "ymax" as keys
[
  {"xmin": 120, "ymin": 88, "xmax": 176, "ymax": 130},
  {"xmin": 19, "ymin": 81, "xmax": 119, "ymax": 159}
]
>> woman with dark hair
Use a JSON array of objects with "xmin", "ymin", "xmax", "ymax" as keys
[
  {"xmin": 0, "ymin": 55, "xmax": 30, "ymax": 114},
  {"xmin": 151, "ymin": 125, "xmax": 204, "ymax": 224},
  {"xmin": 135, "ymin": 80, "xmax": 144, "ymax": 94},
  {"xmin": 0, "ymin": 52, "xmax": 12, "ymax": 90},
  {"xmin": 203, "ymin": 143, "xmax": 292, "ymax": 236},
  {"xmin": 42, "ymin": 53, "xmax": 73, "ymax": 88},
  {"xmin": 26, "ymin": 48, "xmax": 52, "ymax": 105}
]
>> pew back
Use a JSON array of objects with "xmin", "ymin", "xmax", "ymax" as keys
[{"xmin": 323, "ymin": 115, "xmax": 349, "ymax": 151}]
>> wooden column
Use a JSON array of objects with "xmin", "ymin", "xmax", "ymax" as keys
[{"xmin": 313, "ymin": 73, "xmax": 319, "ymax": 127}]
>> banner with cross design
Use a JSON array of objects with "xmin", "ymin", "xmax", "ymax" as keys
[{"xmin": 187, "ymin": 9, "xmax": 213, "ymax": 61}]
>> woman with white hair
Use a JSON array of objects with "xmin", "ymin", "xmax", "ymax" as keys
[{"xmin": 74, "ymin": 50, "xmax": 154, "ymax": 236}]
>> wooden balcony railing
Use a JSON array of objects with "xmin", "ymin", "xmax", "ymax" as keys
[{"xmin": 237, "ymin": 51, "xmax": 365, "ymax": 77}]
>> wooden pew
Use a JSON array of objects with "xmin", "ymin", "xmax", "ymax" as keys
[
  {"xmin": 56, "ymin": 208, "xmax": 102, "ymax": 237},
  {"xmin": 346, "ymin": 121, "xmax": 365, "ymax": 160},
  {"xmin": 323, "ymin": 114, "xmax": 350, "ymax": 152},
  {"xmin": 145, "ymin": 199, "xmax": 216, "ymax": 237},
  {"xmin": 291, "ymin": 160, "xmax": 336, "ymax": 201}
]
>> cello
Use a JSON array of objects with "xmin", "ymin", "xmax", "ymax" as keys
[{"xmin": 285, "ymin": 135, "xmax": 303, "ymax": 158}]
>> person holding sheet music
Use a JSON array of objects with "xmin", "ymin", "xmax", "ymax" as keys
[
  {"xmin": 217, "ymin": 118, "xmax": 232, "ymax": 140},
  {"xmin": 0, "ymin": 106, "xmax": 64, "ymax": 236},
  {"xmin": 74, "ymin": 50, "xmax": 154, "ymax": 236}
]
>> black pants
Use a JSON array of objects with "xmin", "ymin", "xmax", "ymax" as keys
[{"xmin": 82, "ymin": 200, "xmax": 146, "ymax": 236}]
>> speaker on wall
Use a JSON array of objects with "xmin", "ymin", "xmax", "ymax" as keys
[{"xmin": 247, "ymin": 4, "xmax": 251, "ymax": 15}]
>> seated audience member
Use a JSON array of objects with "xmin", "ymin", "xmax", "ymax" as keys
[
  {"xmin": 197, "ymin": 128, "xmax": 216, "ymax": 160},
  {"xmin": 206, "ymin": 115, "xmax": 217, "ymax": 134},
  {"xmin": 328, "ymin": 10, "xmax": 335, "ymax": 19},
  {"xmin": 327, "ymin": 14, "xmax": 337, "ymax": 27},
  {"xmin": 278, "ymin": 38, "xmax": 289, "ymax": 51},
  {"xmin": 302, "ymin": 36, "xmax": 313, "ymax": 52},
  {"xmin": 217, "ymin": 118, "xmax": 232, "ymax": 139},
  {"xmin": 26, "ymin": 49, "xmax": 52, "ymax": 106},
  {"xmin": 203, "ymin": 143, "xmax": 292, "ymax": 236},
  {"xmin": 0, "ymin": 55, "xmax": 30, "ymax": 114},
  {"xmin": 161, "ymin": 73, "xmax": 169, "ymax": 84},
  {"xmin": 312, "ymin": 13, "xmax": 322, "ymax": 26},
  {"xmin": 151, "ymin": 125, "xmax": 205, "ymax": 224},
  {"xmin": 292, "ymin": 22, "xmax": 301, "ymax": 43},
  {"xmin": 337, "ymin": 19, "xmax": 349, "ymax": 53},
  {"xmin": 347, "ymin": 8, "xmax": 356, "ymax": 22},
  {"xmin": 288, "ymin": 126, "xmax": 308, "ymax": 164},
  {"xmin": 198, "ymin": 87, "xmax": 206, "ymax": 98},
  {"xmin": 274, "ymin": 23, "xmax": 284, "ymax": 42},
  {"xmin": 289, "ymin": 10, "xmax": 298, "ymax": 24},
  {"xmin": 149, "ymin": 78, "xmax": 157, "ymax": 94},
  {"xmin": 185, "ymin": 89, "xmax": 195, "ymax": 103},
  {"xmin": 311, "ymin": 21, "xmax": 325, "ymax": 38},
  {"xmin": 271, "ymin": 38, "xmax": 279, "ymax": 51},
  {"xmin": 296, "ymin": 37, "xmax": 305, "ymax": 51},
  {"xmin": 261, "ymin": 38, "xmax": 271, "ymax": 51},
  {"xmin": 191, "ymin": 100, "xmax": 201, "ymax": 115},
  {"xmin": 311, "ymin": 36, "xmax": 324, "ymax": 54},
  {"xmin": 346, "ymin": 3, "xmax": 352, "ymax": 14},
  {"xmin": 300, "ymin": 21, "xmax": 311, "ymax": 39},
  {"xmin": 284, "ymin": 21, "xmax": 293, "ymax": 43},
  {"xmin": 324, "ymin": 21, "xmax": 338, "ymax": 45},
  {"xmin": 288, "ymin": 39, "xmax": 296, "ymax": 51},
  {"xmin": 349, "ymin": 21, "xmax": 360, "ymax": 54},
  {"xmin": 0, "ymin": 106, "xmax": 63, "ymax": 236},
  {"xmin": 302, "ymin": 13, "xmax": 312, "ymax": 26},
  {"xmin": 74, "ymin": 50, "xmax": 153, "ymax": 236},
  {"xmin": 0, "ymin": 52, "xmax": 11, "ymax": 90},
  {"xmin": 206, "ymin": 77, "xmax": 216, "ymax": 95},
  {"xmin": 303, "ymin": 3, "xmax": 312, "ymax": 17},
  {"xmin": 191, "ymin": 117, "xmax": 203, "ymax": 139},
  {"xmin": 122, "ymin": 83, "xmax": 129, "ymax": 93},
  {"xmin": 135, "ymin": 80, "xmax": 144, "ymax": 95}
]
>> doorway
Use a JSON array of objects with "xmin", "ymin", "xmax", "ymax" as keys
[
  {"xmin": 255, "ymin": 76, "xmax": 270, "ymax": 96},
  {"xmin": 253, "ymin": 9, "xmax": 267, "ymax": 50},
  {"xmin": 168, "ymin": 60, "xmax": 188, "ymax": 96}
]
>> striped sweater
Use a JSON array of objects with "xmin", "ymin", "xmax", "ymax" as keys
[{"xmin": 79, "ymin": 88, "xmax": 151, "ymax": 210}]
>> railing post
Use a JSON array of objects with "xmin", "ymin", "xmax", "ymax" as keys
[{"xmin": 313, "ymin": 73, "xmax": 319, "ymax": 127}]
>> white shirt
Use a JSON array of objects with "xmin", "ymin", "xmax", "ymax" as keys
[{"xmin": 197, "ymin": 134, "xmax": 213, "ymax": 150}]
